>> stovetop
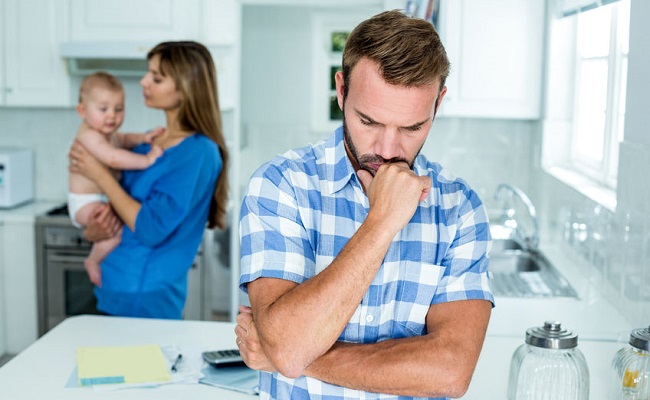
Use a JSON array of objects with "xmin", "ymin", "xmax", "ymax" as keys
[
  {"xmin": 45, "ymin": 203, "xmax": 69, "ymax": 217},
  {"xmin": 36, "ymin": 203, "xmax": 75, "ymax": 227}
]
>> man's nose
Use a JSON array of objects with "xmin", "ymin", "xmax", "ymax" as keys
[{"xmin": 376, "ymin": 128, "xmax": 401, "ymax": 160}]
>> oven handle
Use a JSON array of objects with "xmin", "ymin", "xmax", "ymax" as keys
[{"xmin": 48, "ymin": 253, "xmax": 88, "ymax": 264}]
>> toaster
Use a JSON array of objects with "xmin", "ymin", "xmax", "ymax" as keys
[{"xmin": 0, "ymin": 147, "xmax": 34, "ymax": 208}]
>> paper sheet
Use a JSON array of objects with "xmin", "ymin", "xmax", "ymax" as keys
[{"xmin": 76, "ymin": 344, "xmax": 171, "ymax": 386}]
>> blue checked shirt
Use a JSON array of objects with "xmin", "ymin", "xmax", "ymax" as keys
[{"xmin": 239, "ymin": 127, "xmax": 494, "ymax": 400}]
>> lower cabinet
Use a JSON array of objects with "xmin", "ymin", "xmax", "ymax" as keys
[
  {"xmin": 0, "ymin": 222, "xmax": 6, "ymax": 356},
  {"xmin": 2, "ymin": 220, "xmax": 38, "ymax": 353}
]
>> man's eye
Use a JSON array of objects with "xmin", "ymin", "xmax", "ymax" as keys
[
  {"xmin": 404, "ymin": 125, "xmax": 423, "ymax": 132},
  {"xmin": 360, "ymin": 119, "xmax": 375, "ymax": 126}
]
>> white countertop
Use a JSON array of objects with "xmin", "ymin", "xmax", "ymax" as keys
[
  {"xmin": 460, "ymin": 241, "xmax": 631, "ymax": 399},
  {"xmin": 0, "ymin": 314, "xmax": 627, "ymax": 400},
  {"xmin": 0, "ymin": 200, "xmax": 63, "ymax": 223},
  {"xmin": 0, "ymin": 316, "xmax": 257, "ymax": 400},
  {"xmin": 486, "ymin": 244, "xmax": 631, "ymax": 341},
  {"xmin": 0, "ymin": 204, "xmax": 633, "ymax": 399}
]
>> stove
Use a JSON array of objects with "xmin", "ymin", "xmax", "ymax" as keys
[
  {"xmin": 35, "ymin": 203, "xmax": 211, "ymax": 335},
  {"xmin": 35, "ymin": 204, "xmax": 97, "ymax": 335}
]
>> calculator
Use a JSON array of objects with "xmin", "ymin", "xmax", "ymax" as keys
[{"xmin": 202, "ymin": 349, "xmax": 246, "ymax": 368}]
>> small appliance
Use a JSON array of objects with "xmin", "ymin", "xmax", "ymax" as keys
[{"xmin": 0, "ymin": 147, "xmax": 34, "ymax": 208}]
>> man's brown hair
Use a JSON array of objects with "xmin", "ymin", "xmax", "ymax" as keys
[{"xmin": 342, "ymin": 10, "xmax": 450, "ymax": 97}]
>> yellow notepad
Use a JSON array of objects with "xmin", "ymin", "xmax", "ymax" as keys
[{"xmin": 76, "ymin": 344, "xmax": 171, "ymax": 386}]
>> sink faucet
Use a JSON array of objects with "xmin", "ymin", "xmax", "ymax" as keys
[{"xmin": 494, "ymin": 183, "xmax": 539, "ymax": 250}]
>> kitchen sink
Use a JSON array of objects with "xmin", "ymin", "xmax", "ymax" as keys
[
  {"xmin": 489, "ymin": 245, "xmax": 578, "ymax": 298},
  {"xmin": 490, "ymin": 237, "xmax": 525, "ymax": 253}
]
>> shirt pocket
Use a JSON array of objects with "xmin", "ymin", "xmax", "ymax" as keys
[{"xmin": 392, "ymin": 261, "xmax": 446, "ymax": 337}]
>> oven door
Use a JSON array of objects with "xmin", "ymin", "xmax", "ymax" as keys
[{"xmin": 45, "ymin": 248, "xmax": 99, "ymax": 331}]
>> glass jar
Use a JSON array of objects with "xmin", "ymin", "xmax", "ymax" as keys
[
  {"xmin": 508, "ymin": 321, "xmax": 589, "ymax": 400},
  {"xmin": 611, "ymin": 326, "xmax": 650, "ymax": 399}
]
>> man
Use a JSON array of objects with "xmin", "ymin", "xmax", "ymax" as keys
[{"xmin": 237, "ymin": 10, "xmax": 494, "ymax": 400}]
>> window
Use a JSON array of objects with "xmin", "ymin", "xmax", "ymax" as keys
[
  {"xmin": 311, "ymin": 12, "xmax": 375, "ymax": 133},
  {"xmin": 570, "ymin": 0, "xmax": 629, "ymax": 188}
]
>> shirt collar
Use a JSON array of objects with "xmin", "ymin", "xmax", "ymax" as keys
[{"xmin": 325, "ymin": 126, "xmax": 357, "ymax": 195}]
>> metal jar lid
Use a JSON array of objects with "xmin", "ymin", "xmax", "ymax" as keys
[
  {"xmin": 525, "ymin": 321, "xmax": 578, "ymax": 349},
  {"xmin": 629, "ymin": 326, "xmax": 650, "ymax": 351}
]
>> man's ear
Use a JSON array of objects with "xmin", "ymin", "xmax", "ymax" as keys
[
  {"xmin": 434, "ymin": 86, "xmax": 447, "ymax": 116},
  {"xmin": 76, "ymin": 103, "xmax": 85, "ymax": 118},
  {"xmin": 335, "ymin": 70, "xmax": 345, "ymax": 110}
]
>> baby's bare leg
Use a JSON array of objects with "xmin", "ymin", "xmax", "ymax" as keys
[
  {"xmin": 74, "ymin": 201, "xmax": 104, "ymax": 227},
  {"xmin": 84, "ymin": 229, "xmax": 122, "ymax": 287}
]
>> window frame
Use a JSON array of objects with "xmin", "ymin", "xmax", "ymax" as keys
[
  {"xmin": 569, "ymin": 0, "xmax": 629, "ymax": 189},
  {"xmin": 310, "ymin": 12, "xmax": 372, "ymax": 133}
]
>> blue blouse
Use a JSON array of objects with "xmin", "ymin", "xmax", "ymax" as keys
[{"xmin": 95, "ymin": 133, "xmax": 221, "ymax": 319}]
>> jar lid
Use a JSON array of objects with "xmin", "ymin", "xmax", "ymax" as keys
[
  {"xmin": 629, "ymin": 326, "xmax": 650, "ymax": 351},
  {"xmin": 525, "ymin": 321, "xmax": 578, "ymax": 349}
]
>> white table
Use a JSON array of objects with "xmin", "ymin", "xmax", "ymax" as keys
[{"xmin": 0, "ymin": 315, "xmax": 258, "ymax": 400}]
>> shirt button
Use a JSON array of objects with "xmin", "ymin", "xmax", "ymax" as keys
[{"xmin": 365, "ymin": 314, "xmax": 374, "ymax": 323}]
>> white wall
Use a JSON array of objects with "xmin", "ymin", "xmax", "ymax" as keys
[
  {"xmin": 624, "ymin": 0, "xmax": 650, "ymax": 147},
  {"xmin": 239, "ymin": 4, "xmax": 538, "ymax": 208},
  {"xmin": 0, "ymin": 77, "xmax": 165, "ymax": 202},
  {"xmin": 539, "ymin": 0, "xmax": 650, "ymax": 328}
]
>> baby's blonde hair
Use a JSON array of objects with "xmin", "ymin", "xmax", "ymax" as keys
[{"xmin": 78, "ymin": 72, "xmax": 124, "ymax": 104}]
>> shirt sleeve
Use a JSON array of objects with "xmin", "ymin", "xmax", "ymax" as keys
[
  {"xmin": 433, "ymin": 186, "xmax": 495, "ymax": 306},
  {"xmin": 239, "ymin": 161, "xmax": 316, "ymax": 293}
]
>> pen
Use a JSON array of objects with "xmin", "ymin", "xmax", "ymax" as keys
[{"xmin": 171, "ymin": 353, "xmax": 183, "ymax": 372}]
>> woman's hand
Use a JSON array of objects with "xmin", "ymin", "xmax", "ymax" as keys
[
  {"xmin": 235, "ymin": 306, "xmax": 277, "ymax": 372},
  {"xmin": 83, "ymin": 203, "xmax": 122, "ymax": 242},
  {"xmin": 68, "ymin": 139, "xmax": 110, "ymax": 182}
]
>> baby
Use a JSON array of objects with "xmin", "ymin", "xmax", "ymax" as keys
[{"xmin": 68, "ymin": 71, "xmax": 162, "ymax": 287}]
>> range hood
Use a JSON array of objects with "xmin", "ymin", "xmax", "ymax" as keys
[{"xmin": 60, "ymin": 42, "xmax": 154, "ymax": 77}]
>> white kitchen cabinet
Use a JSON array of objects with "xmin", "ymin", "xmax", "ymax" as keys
[
  {"xmin": 437, "ymin": 0, "xmax": 545, "ymax": 119},
  {"xmin": 0, "ymin": 222, "xmax": 5, "ymax": 356},
  {"xmin": 68, "ymin": 0, "xmax": 238, "ymax": 46},
  {"xmin": 69, "ymin": 0, "xmax": 200, "ymax": 41},
  {"xmin": 1, "ymin": 219, "xmax": 38, "ymax": 353},
  {"xmin": 0, "ymin": 0, "xmax": 71, "ymax": 107}
]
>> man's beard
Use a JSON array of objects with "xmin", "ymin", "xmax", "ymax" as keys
[{"xmin": 342, "ymin": 106, "xmax": 421, "ymax": 177}]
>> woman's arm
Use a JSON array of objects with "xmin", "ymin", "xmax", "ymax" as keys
[{"xmin": 69, "ymin": 139, "xmax": 140, "ymax": 230}]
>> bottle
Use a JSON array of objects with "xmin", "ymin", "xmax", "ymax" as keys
[
  {"xmin": 611, "ymin": 326, "xmax": 650, "ymax": 399},
  {"xmin": 508, "ymin": 321, "xmax": 589, "ymax": 400}
]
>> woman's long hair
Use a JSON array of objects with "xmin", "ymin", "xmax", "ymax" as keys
[{"xmin": 147, "ymin": 41, "xmax": 229, "ymax": 229}]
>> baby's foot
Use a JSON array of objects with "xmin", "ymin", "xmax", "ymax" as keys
[{"xmin": 84, "ymin": 258, "xmax": 102, "ymax": 288}]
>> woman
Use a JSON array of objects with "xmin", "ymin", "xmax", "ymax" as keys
[{"xmin": 68, "ymin": 41, "xmax": 229, "ymax": 319}]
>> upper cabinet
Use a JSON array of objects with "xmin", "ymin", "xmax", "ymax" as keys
[
  {"xmin": 68, "ymin": 0, "xmax": 200, "ymax": 42},
  {"xmin": 438, "ymin": 0, "xmax": 545, "ymax": 119},
  {"xmin": 68, "ymin": 0, "xmax": 237, "ymax": 46},
  {"xmin": 0, "ymin": 0, "xmax": 70, "ymax": 107}
]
